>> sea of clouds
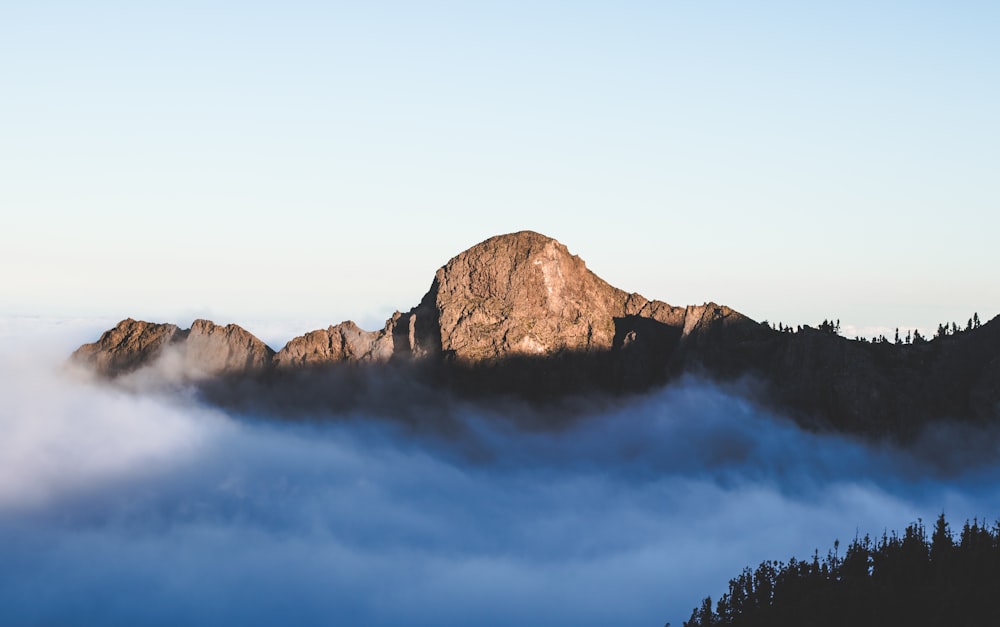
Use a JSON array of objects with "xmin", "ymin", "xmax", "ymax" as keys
[{"xmin": 2, "ymin": 317, "xmax": 1000, "ymax": 626}]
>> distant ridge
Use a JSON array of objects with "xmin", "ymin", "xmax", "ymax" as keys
[{"xmin": 72, "ymin": 231, "xmax": 1000, "ymax": 438}]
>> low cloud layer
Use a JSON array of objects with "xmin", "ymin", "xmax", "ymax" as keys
[{"xmin": 3, "ymin": 319, "xmax": 1000, "ymax": 626}]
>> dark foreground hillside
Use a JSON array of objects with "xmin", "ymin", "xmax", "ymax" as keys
[{"xmin": 683, "ymin": 514, "xmax": 1000, "ymax": 627}]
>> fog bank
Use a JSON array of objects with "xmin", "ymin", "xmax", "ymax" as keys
[{"xmin": 2, "ymin": 319, "xmax": 999, "ymax": 626}]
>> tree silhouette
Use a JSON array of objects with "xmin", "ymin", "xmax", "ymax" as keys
[{"xmin": 682, "ymin": 514, "xmax": 1000, "ymax": 627}]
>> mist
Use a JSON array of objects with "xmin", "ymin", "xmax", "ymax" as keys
[{"xmin": 3, "ymin": 318, "xmax": 1000, "ymax": 626}]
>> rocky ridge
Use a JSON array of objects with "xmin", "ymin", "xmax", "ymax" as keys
[
  {"xmin": 73, "ymin": 318, "xmax": 275, "ymax": 378},
  {"xmin": 76, "ymin": 231, "xmax": 752, "ymax": 379},
  {"xmin": 72, "ymin": 230, "xmax": 1000, "ymax": 437}
]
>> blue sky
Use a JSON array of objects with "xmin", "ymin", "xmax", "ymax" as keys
[{"xmin": 2, "ymin": 2, "xmax": 998, "ymax": 341}]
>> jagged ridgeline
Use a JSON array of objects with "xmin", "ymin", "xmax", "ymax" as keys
[
  {"xmin": 71, "ymin": 231, "xmax": 1000, "ymax": 436},
  {"xmin": 682, "ymin": 514, "xmax": 1000, "ymax": 627}
]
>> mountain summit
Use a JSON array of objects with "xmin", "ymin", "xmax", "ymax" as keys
[
  {"xmin": 71, "ymin": 231, "xmax": 1000, "ymax": 438},
  {"xmin": 431, "ymin": 231, "xmax": 631, "ymax": 361}
]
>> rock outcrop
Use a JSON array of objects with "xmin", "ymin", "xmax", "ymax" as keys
[
  {"xmin": 73, "ymin": 318, "xmax": 274, "ymax": 379},
  {"xmin": 275, "ymin": 319, "xmax": 396, "ymax": 368},
  {"xmin": 429, "ymin": 231, "xmax": 629, "ymax": 362},
  {"xmin": 70, "ymin": 230, "xmax": 1000, "ymax": 438},
  {"xmin": 182, "ymin": 319, "xmax": 275, "ymax": 376},
  {"xmin": 72, "ymin": 318, "xmax": 184, "ymax": 377}
]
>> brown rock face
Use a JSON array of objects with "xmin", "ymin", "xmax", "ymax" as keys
[
  {"xmin": 72, "ymin": 318, "xmax": 183, "ymax": 377},
  {"xmin": 426, "ymin": 231, "xmax": 629, "ymax": 363},
  {"xmin": 182, "ymin": 319, "xmax": 275, "ymax": 376},
  {"xmin": 71, "ymin": 318, "xmax": 274, "ymax": 379},
  {"xmin": 274, "ymin": 319, "xmax": 395, "ymax": 368}
]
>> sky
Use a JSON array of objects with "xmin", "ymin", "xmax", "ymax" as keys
[
  {"xmin": 4, "ymin": 319, "xmax": 1000, "ymax": 626},
  {"xmin": 1, "ymin": 1, "xmax": 998, "ymax": 343},
  {"xmin": 1, "ymin": 7, "xmax": 999, "ymax": 622}
]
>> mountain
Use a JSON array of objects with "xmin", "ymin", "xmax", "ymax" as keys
[{"xmin": 71, "ymin": 231, "xmax": 1000, "ymax": 437}]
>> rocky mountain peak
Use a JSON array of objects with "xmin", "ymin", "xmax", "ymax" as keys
[
  {"xmin": 183, "ymin": 319, "xmax": 275, "ymax": 376},
  {"xmin": 274, "ymin": 319, "xmax": 395, "ymax": 368},
  {"xmin": 72, "ymin": 318, "xmax": 273, "ymax": 379},
  {"xmin": 72, "ymin": 318, "xmax": 183, "ymax": 377},
  {"xmin": 428, "ymin": 231, "xmax": 631, "ymax": 363}
]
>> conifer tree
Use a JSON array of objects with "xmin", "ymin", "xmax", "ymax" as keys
[{"xmin": 680, "ymin": 514, "xmax": 1000, "ymax": 627}]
